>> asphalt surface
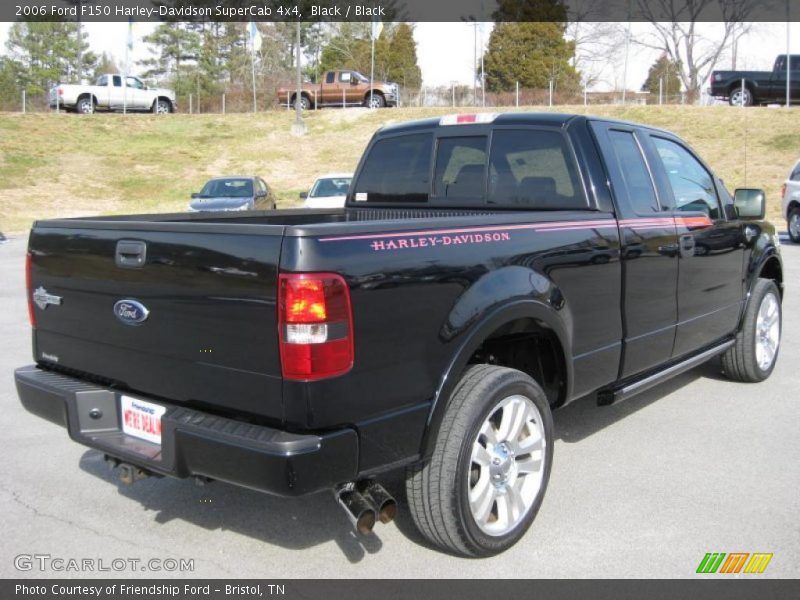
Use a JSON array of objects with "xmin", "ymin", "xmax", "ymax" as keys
[{"xmin": 0, "ymin": 234, "xmax": 797, "ymax": 579}]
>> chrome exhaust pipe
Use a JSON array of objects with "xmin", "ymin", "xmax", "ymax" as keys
[
  {"xmin": 336, "ymin": 487, "xmax": 376, "ymax": 534},
  {"xmin": 360, "ymin": 481, "xmax": 397, "ymax": 524}
]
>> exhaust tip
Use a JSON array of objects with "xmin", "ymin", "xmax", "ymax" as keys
[
  {"xmin": 377, "ymin": 498, "xmax": 397, "ymax": 524},
  {"xmin": 336, "ymin": 488, "xmax": 377, "ymax": 535},
  {"xmin": 355, "ymin": 509, "xmax": 376, "ymax": 535},
  {"xmin": 360, "ymin": 481, "xmax": 397, "ymax": 524}
]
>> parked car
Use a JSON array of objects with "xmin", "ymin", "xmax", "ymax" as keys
[
  {"xmin": 709, "ymin": 54, "xmax": 800, "ymax": 106},
  {"xmin": 277, "ymin": 70, "xmax": 398, "ymax": 109},
  {"xmin": 188, "ymin": 177, "xmax": 276, "ymax": 212},
  {"xmin": 16, "ymin": 113, "xmax": 783, "ymax": 557},
  {"xmin": 50, "ymin": 74, "xmax": 176, "ymax": 114},
  {"xmin": 782, "ymin": 158, "xmax": 800, "ymax": 242},
  {"xmin": 301, "ymin": 173, "xmax": 353, "ymax": 209}
]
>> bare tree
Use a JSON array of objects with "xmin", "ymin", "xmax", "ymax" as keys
[
  {"xmin": 566, "ymin": 1, "xmax": 629, "ymax": 88},
  {"xmin": 634, "ymin": 0, "xmax": 758, "ymax": 103}
]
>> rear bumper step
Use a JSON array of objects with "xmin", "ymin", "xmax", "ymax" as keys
[{"xmin": 14, "ymin": 365, "xmax": 358, "ymax": 496}]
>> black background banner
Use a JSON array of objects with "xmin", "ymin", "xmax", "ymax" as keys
[
  {"xmin": 4, "ymin": 0, "xmax": 800, "ymax": 23},
  {"xmin": 4, "ymin": 580, "xmax": 800, "ymax": 600}
]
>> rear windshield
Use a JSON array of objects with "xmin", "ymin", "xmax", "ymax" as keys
[{"xmin": 351, "ymin": 127, "xmax": 586, "ymax": 209}]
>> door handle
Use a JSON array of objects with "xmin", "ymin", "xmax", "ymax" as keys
[
  {"xmin": 115, "ymin": 240, "xmax": 147, "ymax": 268},
  {"xmin": 679, "ymin": 234, "xmax": 695, "ymax": 258}
]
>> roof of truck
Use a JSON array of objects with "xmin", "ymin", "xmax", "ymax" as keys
[{"xmin": 376, "ymin": 111, "xmax": 678, "ymax": 140}]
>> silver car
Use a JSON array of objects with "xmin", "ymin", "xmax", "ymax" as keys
[
  {"xmin": 782, "ymin": 159, "xmax": 800, "ymax": 243},
  {"xmin": 189, "ymin": 177, "xmax": 277, "ymax": 212}
]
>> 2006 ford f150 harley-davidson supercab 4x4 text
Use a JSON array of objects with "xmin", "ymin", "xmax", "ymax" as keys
[{"xmin": 16, "ymin": 113, "xmax": 783, "ymax": 557}]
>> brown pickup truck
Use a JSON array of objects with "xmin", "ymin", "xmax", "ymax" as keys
[{"xmin": 278, "ymin": 69, "xmax": 398, "ymax": 109}]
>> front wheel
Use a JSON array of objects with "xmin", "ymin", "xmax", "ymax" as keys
[
  {"xmin": 406, "ymin": 365, "xmax": 553, "ymax": 557},
  {"xmin": 729, "ymin": 86, "xmax": 753, "ymax": 106},
  {"xmin": 788, "ymin": 208, "xmax": 800, "ymax": 243},
  {"xmin": 365, "ymin": 93, "xmax": 385, "ymax": 109},
  {"xmin": 292, "ymin": 95, "xmax": 311, "ymax": 111},
  {"xmin": 721, "ymin": 278, "xmax": 781, "ymax": 382},
  {"xmin": 152, "ymin": 99, "xmax": 171, "ymax": 114}
]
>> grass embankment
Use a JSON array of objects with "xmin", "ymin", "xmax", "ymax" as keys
[{"xmin": 0, "ymin": 105, "xmax": 797, "ymax": 233}]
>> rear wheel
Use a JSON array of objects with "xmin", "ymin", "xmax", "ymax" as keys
[
  {"xmin": 406, "ymin": 365, "xmax": 553, "ymax": 557},
  {"xmin": 721, "ymin": 278, "xmax": 781, "ymax": 382},
  {"xmin": 729, "ymin": 86, "xmax": 753, "ymax": 106},
  {"xmin": 292, "ymin": 94, "xmax": 311, "ymax": 111},
  {"xmin": 788, "ymin": 207, "xmax": 800, "ymax": 243},
  {"xmin": 76, "ymin": 97, "xmax": 95, "ymax": 114}
]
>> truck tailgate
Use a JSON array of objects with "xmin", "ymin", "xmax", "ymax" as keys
[{"xmin": 28, "ymin": 224, "xmax": 284, "ymax": 422}]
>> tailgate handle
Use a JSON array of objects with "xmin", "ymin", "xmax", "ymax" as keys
[{"xmin": 115, "ymin": 240, "xmax": 147, "ymax": 268}]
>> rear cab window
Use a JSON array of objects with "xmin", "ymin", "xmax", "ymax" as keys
[{"xmin": 351, "ymin": 122, "xmax": 589, "ymax": 209}]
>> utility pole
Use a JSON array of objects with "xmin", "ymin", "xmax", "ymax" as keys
[
  {"xmin": 787, "ymin": 3, "xmax": 792, "ymax": 108},
  {"xmin": 291, "ymin": 20, "xmax": 306, "ymax": 135}
]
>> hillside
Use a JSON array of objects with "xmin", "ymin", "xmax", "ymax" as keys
[{"xmin": 1, "ymin": 105, "xmax": 797, "ymax": 233}]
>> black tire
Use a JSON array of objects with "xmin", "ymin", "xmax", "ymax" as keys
[
  {"xmin": 788, "ymin": 207, "xmax": 800, "ymax": 243},
  {"xmin": 152, "ymin": 99, "xmax": 171, "ymax": 114},
  {"xmin": 365, "ymin": 92, "xmax": 386, "ymax": 108},
  {"xmin": 721, "ymin": 278, "xmax": 781, "ymax": 382},
  {"xmin": 292, "ymin": 94, "xmax": 311, "ymax": 111},
  {"xmin": 76, "ymin": 97, "xmax": 95, "ymax": 114},
  {"xmin": 729, "ymin": 86, "xmax": 753, "ymax": 107},
  {"xmin": 405, "ymin": 364, "xmax": 554, "ymax": 557}
]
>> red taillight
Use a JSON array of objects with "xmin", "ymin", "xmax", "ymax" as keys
[
  {"xmin": 57, "ymin": 88, "xmax": 63, "ymax": 96},
  {"xmin": 781, "ymin": 183, "xmax": 787, "ymax": 199},
  {"xmin": 278, "ymin": 273, "xmax": 353, "ymax": 380},
  {"xmin": 25, "ymin": 252, "xmax": 36, "ymax": 328}
]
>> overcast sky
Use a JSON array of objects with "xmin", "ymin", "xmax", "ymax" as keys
[{"xmin": 0, "ymin": 21, "xmax": 796, "ymax": 91}]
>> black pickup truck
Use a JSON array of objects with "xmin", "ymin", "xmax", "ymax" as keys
[
  {"xmin": 16, "ymin": 113, "xmax": 783, "ymax": 557},
  {"xmin": 709, "ymin": 54, "xmax": 800, "ymax": 106}
]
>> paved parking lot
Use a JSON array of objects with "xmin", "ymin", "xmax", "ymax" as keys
[{"xmin": 0, "ymin": 234, "xmax": 797, "ymax": 578}]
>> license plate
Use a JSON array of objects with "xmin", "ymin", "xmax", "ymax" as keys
[{"xmin": 120, "ymin": 395, "xmax": 166, "ymax": 445}]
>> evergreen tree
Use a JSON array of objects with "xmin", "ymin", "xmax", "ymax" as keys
[
  {"xmin": 5, "ymin": 22, "xmax": 97, "ymax": 94},
  {"xmin": 93, "ymin": 53, "xmax": 119, "ymax": 81},
  {"xmin": 641, "ymin": 54, "xmax": 682, "ymax": 99},
  {"xmin": 383, "ymin": 23, "xmax": 421, "ymax": 90},
  {"xmin": 482, "ymin": 22, "xmax": 579, "ymax": 93}
]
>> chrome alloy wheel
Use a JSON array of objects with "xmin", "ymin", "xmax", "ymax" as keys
[
  {"xmin": 755, "ymin": 292, "xmax": 780, "ymax": 371},
  {"xmin": 467, "ymin": 394, "xmax": 546, "ymax": 536},
  {"xmin": 789, "ymin": 212, "xmax": 800, "ymax": 240}
]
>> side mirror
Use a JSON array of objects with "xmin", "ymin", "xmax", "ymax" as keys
[
  {"xmin": 299, "ymin": 191, "xmax": 308, "ymax": 199},
  {"xmin": 734, "ymin": 188, "xmax": 766, "ymax": 220},
  {"xmin": 191, "ymin": 192, "xmax": 199, "ymax": 199},
  {"xmin": 350, "ymin": 79, "xmax": 358, "ymax": 86}
]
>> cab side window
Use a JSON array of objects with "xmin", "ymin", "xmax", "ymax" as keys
[
  {"xmin": 606, "ymin": 130, "xmax": 660, "ymax": 214},
  {"xmin": 651, "ymin": 137, "xmax": 722, "ymax": 219},
  {"xmin": 112, "ymin": 76, "xmax": 122, "ymax": 87},
  {"xmin": 325, "ymin": 72, "xmax": 335, "ymax": 84},
  {"xmin": 339, "ymin": 72, "xmax": 351, "ymax": 83}
]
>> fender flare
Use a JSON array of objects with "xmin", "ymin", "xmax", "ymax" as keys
[
  {"xmin": 419, "ymin": 299, "xmax": 572, "ymax": 460},
  {"xmin": 738, "ymin": 247, "xmax": 783, "ymax": 330}
]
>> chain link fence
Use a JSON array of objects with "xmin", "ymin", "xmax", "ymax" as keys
[{"xmin": 3, "ymin": 85, "xmax": 694, "ymax": 114}]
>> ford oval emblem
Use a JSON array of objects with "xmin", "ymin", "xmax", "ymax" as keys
[{"xmin": 113, "ymin": 299, "xmax": 149, "ymax": 326}]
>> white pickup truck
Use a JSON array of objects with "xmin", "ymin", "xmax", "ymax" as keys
[{"xmin": 50, "ymin": 74, "xmax": 176, "ymax": 114}]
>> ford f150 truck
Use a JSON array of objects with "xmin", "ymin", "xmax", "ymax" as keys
[
  {"xmin": 50, "ymin": 74, "xmax": 176, "ymax": 114},
  {"xmin": 16, "ymin": 113, "xmax": 783, "ymax": 557},
  {"xmin": 709, "ymin": 54, "xmax": 800, "ymax": 106},
  {"xmin": 277, "ymin": 69, "xmax": 398, "ymax": 109}
]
